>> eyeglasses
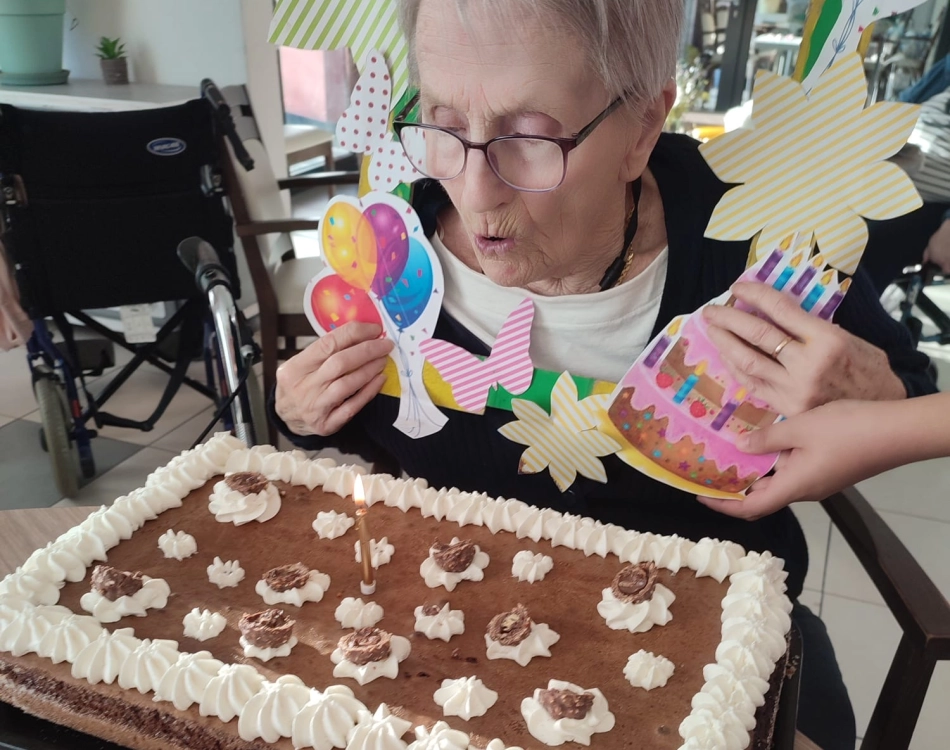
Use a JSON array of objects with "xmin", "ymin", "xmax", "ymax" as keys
[{"xmin": 392, "ymin": 95, "xmax": 624, "ymax": 192}]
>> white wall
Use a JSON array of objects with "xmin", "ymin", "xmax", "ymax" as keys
[{"xmin": 62, "ymin": 0, "xmax": 247, "ymax": 87}]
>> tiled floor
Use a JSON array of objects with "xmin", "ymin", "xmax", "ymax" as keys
[{"xmin": 1, "ymin": 280, "xmax": 950, "ymax": 748}]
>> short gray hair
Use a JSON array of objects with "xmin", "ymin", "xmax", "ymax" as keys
[{"xmin": 398, "ymin": 0, "xmax": 683, "ymax": 111}]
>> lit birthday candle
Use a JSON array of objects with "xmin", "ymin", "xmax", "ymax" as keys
[
  {"xmin": 791, "ymin": 254, "xmax": 824, "ymax": 296},
  {"xmin": 817, "ymin": 277, "xmax": 851, "ymax": 320},
  {"xmin": 353, "ymin": 476, "xmax": 376, "ymax": 595},
  {"xmin": 802, "ymin": 269, "xmax": 836, "ymax": 312},
  {"xmin": 711, "ymin": 388, "xmax": 746, "ymax": 432},
  {"xmin": 754, "ymin": 248, "xmax": 785, "ymax": 282},
  {"xmin": 643, "ymin": 319, "xmax": 682, "ymax": 368},
  {"xmin": 772, "ymin": 253, "xmax": 803, "ymax": 291},
  {"xmin": 673, "ymin": 361, "xmax": 707, "ymax": 404}
]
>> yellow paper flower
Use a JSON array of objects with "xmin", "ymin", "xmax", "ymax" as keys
[
  {"xmin": 700, "ymin": 53, "xmax": 921, "ymax": 275},
  {"xmin": 499, "ymin": 372, "xmax": 620, "ymax": 492}
]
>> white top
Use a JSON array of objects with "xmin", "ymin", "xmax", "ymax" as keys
[{"xmin": 432, "ymin": 235, "xmax": 669, "ymax": 383}]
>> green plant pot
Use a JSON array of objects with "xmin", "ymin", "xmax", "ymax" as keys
[{"xmin": 0, "ymin": 0, "xmax": 69, "ymax": 86}]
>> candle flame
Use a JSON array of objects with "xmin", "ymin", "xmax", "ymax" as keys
[
  {"xmin": 789, "ymin": 253, "xmax": 804, "ymax": 268},
  {"xmin": 353, "ymin": 475, "xmax": 366, "ymax": 511},
  {"xmin": 695, "ymin": 361, "xmax": 708, "ymax": 376},
  {"xmin": 779, "ymin": 235, "xmax": 795, "ymax": 251},
  {"xmin": 811, "ymin": 254, "xmax": 824, "ymax": 268},
  {"xmin": 735, "ymin": 388, "xmax": 747, "ymax": 401},
  {"xmin": 820, "ymin": 270, "xmax": 835, "ymax": 285},
  {"xmin": 668, "ymin": 318, "xmax": 683, "ymax": 335},
  {"xmin": 839, "ymin": 278, "xmax": 852, "ymax": 293}
]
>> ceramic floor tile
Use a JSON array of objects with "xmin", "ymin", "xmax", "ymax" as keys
[
  {"xmin": 53, "ymin": 447, "xmax": 177, "ymax": 507},
  {"xmin": 0, "ymin": 347, "xmax": 37, "ymax": 419},
  {"xmin": 822, "ymin": 595, "xmax": 901, "ymax": 739},
  {"xmin": 878, "ymin": 511, "xmax": 950, "ymax": 600},
  {"xmin": 911, "ymin": 661, "xmax": 950, "ymax": 750},
  {"xmin": 150, "ymin": 406, "xmax": 219, "ymax": 453},
  {"xmin": 792, "ymin": 502, "xmax": 832, "ymax": 594},
  {"xmin": 858, "ymin": 456, "xmax": 950, "ymax": 523},
  {"xmin": 824, "ymin": 526, "xmax": 886, "ymax": 607},
  {"xmin": 23, "ymin": 361, "xmax": 214, "ymax": 447}
]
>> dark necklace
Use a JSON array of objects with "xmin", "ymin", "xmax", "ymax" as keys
[{"xmin": 599, "ymin": 178, "xmax": 643, "ymax": 291}]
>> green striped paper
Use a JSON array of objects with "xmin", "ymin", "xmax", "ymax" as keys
[{"xmin": 269, "ymin": 0, "xmax": 410, "ymax": 103}]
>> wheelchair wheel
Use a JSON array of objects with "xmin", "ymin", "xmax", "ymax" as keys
[{"xmin": 34, "ymin": 376, "xmax": 80, "ymax": 498}]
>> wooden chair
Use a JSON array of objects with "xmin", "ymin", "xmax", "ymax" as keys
[
  {"xmin": 221, "ymin": 137, "xmax": 360, "ymax": 444},
  {"xmin": 822, "ymin": 486, "xmax": 950, "ymax": 749}
]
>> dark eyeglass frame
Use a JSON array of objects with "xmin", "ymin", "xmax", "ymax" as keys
[{"xmin": 392, "ymin": 94, "xmax": 625, "ymax": 192}]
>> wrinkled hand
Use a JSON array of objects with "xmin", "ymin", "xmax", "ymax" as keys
[
  {"xmin": 274, "ymin": 322, "xmax": 393, "ymax": 437},
  {"xmin": 696, "ymin": 401, "xmax": 891, "ymax": 520},
  {"xmin": 702, "ymin": 282, "xmax": 905, "ymax": 417},
  {"xmin": 924, "ymin": 219, "xmax": 950, "ymax": 275}
]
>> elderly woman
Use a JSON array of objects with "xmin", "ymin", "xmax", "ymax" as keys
[{"xmin": 271, "ymin": 2, "xmax": 936, "ymax": 748}]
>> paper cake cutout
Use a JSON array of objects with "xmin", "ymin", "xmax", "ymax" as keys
[
  {"xmin": 701, "ymin": 54, "xmax": 921, "ymax": 276},
  {"xmin": 269, "ymin": 0, "xmax": 410, "ymax": 105},
  {"xmin": 796, "ymin": 0, "xmax": 928, "ymax": 93},
  {"xmin": 499, "ymin": 372, "xmax": 620, "ymax": 493},
  {"xmin": 419, "ymin": 299, "xmax": 535, "ymax": 414},
  {"xmin": 336, "ymin": 50, "xmax": 422, "ymax": 193},
  {"xmin": 604, "ymin": 244, "xmax": 852, "ymax": 499},
  {"xmin": 304, "ymin": 191, "xmax": 447, "ymax": 438}
]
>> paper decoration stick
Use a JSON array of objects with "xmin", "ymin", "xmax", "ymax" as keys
[
  {"xmin": 499, "ymin": 372, "xmax": 620, "ymax": 492},
  {"xmin": 268, "ymin": 0, "xmax": 411, "ymax": 105},
  {"xmin": 701, "ymin": 54, "xmax": 922, "ymax": 276},
  {"xmin": 795, "ymin": 0, "xmax": 928, "ymax": 93},
  {"xmin": 420, "ymin": 299, "xmax": 535, "ymax": 414},
  {"xmin": 336, "ymin": 50, "xmax": 422, "ymax": 193},
  {"xmin": 304, "ymin": 191, "xmax": 447, "ymax": 438}
]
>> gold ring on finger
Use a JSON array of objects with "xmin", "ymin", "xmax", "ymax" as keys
[{"xmin": 771, "ymin": 335, "xmax": 794, "ymax": 360}]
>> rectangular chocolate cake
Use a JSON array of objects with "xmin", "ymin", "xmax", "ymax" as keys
[{"xmin": 0, "ymin": 434, "xmax": 793, "ymax": 749}]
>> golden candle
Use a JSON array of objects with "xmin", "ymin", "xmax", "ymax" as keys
[{"xmin": 353, "ymin": 476, "xmax": 376, "ymax": 595}]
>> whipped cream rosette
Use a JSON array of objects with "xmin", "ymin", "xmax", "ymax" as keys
[
  {"xmin": 484, "ymin": 604, "xmax": 559, "ymax": 667},
  {"xmin": 207, "ymin": 556, "xmax": 245, "ymax": 588},
  {"xmin": 79, "ymin": 565, "xmax": 170, "ymax": 623},
  {"xmin": 597, "ymin": 562, "xmax": 675, "ymax": 633},
  {"xmin": 182, "ymin": 608, "xmax": 226, "ymax": 641},
  {"xmin": 354, "ymin": 537, "xmax": 395, "ymax": 568},
  {"xmin": 330, "ymin": 627, "xmax": 411, "ymax": 685},
  {"xmin": 624, "ymin": 650, "xmax": 675, "ymax": 690},
  {"xmin": 521, "ymin": 679, "xmax": 615, "ymax": 746},
  {"xmin": 414, "ymin": 603, "xmax": 465, "ymax": 642},
  {"xmin": 511, "ymin": 550, "xmax": 554, "ymax": 583},
  {"xmin": 334, "ymin": 597, "xmax": 384, "ymax": 629},
  {"xmin": 208, "ymin": 471, "xmax": 281, "ymax": 525},
  {"xmin": 255, "ymin": 562, "xmax": 331, "ymax": 607},
  {"xmin": 157, "ymin": 529, "xmax": 197, "ymax": 560},
  {"xmin": 434, "ymin": 676, "xmax": 498, "ymax": 720},
  {"xmin": 312, "ymin": 510, "xmax": 355, "ymax": 540},
  {"xmin": 291, "ymin": 684, "xmax": 371, "ymax": 750},
  {"xmin": 420, "ymin": 537, "xmax": 490, "ymax": 592}
]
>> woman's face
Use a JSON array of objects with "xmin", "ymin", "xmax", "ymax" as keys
[{"xmin": 414, "ymin": 0, "xmax": 653, "ymax": 290}]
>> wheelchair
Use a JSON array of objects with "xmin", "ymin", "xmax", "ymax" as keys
[
  {"xmin": 0, "ymin": 80, "xmax": 265, "ymax": 497},
  {"xmin": 892, "ymin": 262, "xmax": 950, "ymax": 347}
]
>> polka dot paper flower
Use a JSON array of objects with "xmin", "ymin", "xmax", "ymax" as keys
[
  {"xmin": 499, "ymin": 372, "xmax": 620, "ymax": 492},
  {"xmin": 700, "ymin": 53, "xmax": 921, "ymax": 275}
]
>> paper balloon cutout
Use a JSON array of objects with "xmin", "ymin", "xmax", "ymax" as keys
[
  {"xmin": 604, "ymin": 243, "xmax": 851, "ymax": 499},
  {"xmin": 420, "ymin": 298, "xmax": 536, "ymax": 414},
  {"xmin": 305, "ymin": 191, "xmax": 447, "ymax": 439},
  {"xmin": 701, "ymin": 54, "xmax": 921, "ymax": 275},
  {"xmin": 336, "ymin": 50, "xmax": 422, "ymax": 193},
  {"xmin": 307, "ymin": 274, "xmax": 381, "ymax": 333}
]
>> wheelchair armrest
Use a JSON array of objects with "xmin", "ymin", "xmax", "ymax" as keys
[
  {"xmin": 236, "ymin": 219, "xmax": 322, "ymax": 237},
  {"xmin": 822, "ymin": 486, "xmax": 950, "ymax": 649},
  {"xmin": 278, "ymin": 172, "xmax": 361, "ymax": 190}
]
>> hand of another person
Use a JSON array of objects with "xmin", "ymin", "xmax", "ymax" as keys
[
  {"xmin": 274, "ymin": 322, "xmax": 394, "ymax": 437},
  {"xmin": 923, "ymin": 219, "xmax": 950, "ymax": 275},
  {"xmin": 701, "ymin": 282, "xmax": 906, "ymax": 417},
  {"xmin": 696, "ymin": 400, "xmax": 889, "ymax": 520}
]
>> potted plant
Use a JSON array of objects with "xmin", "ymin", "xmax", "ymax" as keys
[
  {"xmin": 97, "ymin": 36, "xmax": 128, "ymax": 85},
  {"xmin": 0, "ymin": 0, "xmax": 69, "ymax": 86}
]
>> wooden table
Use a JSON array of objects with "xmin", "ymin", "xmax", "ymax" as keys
[{"xmin": 0, "ymin": 507, "xmax": 822, "ymax": 750}]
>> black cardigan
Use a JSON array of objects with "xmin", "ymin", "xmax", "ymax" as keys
[{"xmin": 270, "ymin": 133, "xmax": 936, "ymax": 601}]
